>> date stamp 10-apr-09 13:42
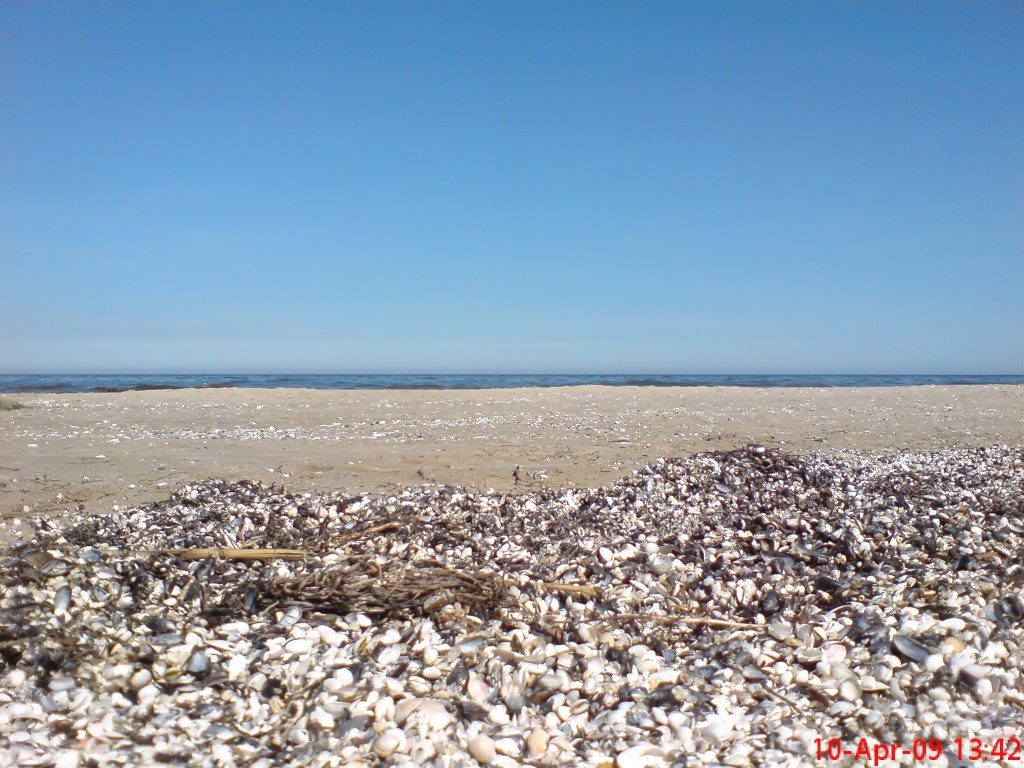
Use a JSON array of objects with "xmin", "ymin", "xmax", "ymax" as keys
[{"xmin": 815, "ymin": 736, "xmax": 1022, "ymax": 765}]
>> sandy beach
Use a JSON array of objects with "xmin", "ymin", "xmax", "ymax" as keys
[
  {"xmin": 2, "ymin": 384, "xmax": 1021, "ymax": 528},
  {"xmin": 3, "ymin": 386, "xmax": 1024, "ymax": 764},
  {"xmin": 4, "ymin": 407, "xmax": 1024, "ymax": 766}
]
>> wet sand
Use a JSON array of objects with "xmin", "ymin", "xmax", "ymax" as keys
[{"xmin": 1, "ymin": 385, "xmax": 1021, "ymax": 531}]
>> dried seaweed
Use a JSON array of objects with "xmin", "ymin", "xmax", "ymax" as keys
[{"xmin": 261, "ymin": 558, "xmax": 507, "ymax": 619}]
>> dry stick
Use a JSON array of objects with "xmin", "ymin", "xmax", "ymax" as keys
[
  {"xmin": 756, "ymin": 680, "xmax": 802, "ymax": 710},
  {"xmin": 1003, "ymin": 689, "xmax": 1024, "ymax": 708},
  {"xmin": 161, "ymin": 548, "xmax": 306, "ymax": 561},
  {"xmin": 496, "ymin": 575, "xmax": 601, "ymax": 598},
  {"xmin": 605, "ymin": 613, "xmax": 768, "ymax": 629},
  {"xmin": 334, "ymin": 521, "xmax": 402, "ymax": 544},
  {"xmin": 536, "ymin": 582, "xmax": 602, "ymax": 598}
]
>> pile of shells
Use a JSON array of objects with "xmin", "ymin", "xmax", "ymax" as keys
[{"xmin": 2, "ymin": 445, "xmax": 1023, "ymax": 767}]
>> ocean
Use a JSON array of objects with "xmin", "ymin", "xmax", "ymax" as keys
[{"xmin": 2, "ymin": 373, "xmax": 1022, "ymax": 394}]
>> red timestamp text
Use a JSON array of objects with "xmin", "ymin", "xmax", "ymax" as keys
[{"xmin": 815, "ymin": 736, "xmax": 1023, "ymax": 764}]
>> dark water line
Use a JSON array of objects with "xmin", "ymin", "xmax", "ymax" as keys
[{"xmin": 2, "ymin": 373, "xmax": 1023, "ymax": 394}]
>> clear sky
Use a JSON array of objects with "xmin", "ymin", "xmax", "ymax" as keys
[{"xmin": 1, "ymin": 2, "xmax": 1021, "ymax": 374}]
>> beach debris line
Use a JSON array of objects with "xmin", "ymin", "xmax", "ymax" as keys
[
  {"xmin": 160, "ymin": 548, "xmax": 307, "ymax": 561},
  {"xmin": 1, "ymin": 445, "xmax": 1023, "ymax": 767}
]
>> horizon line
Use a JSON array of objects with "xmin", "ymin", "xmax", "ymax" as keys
[{"xmin": 3, "ymin": 372, "xmax": 1023, "ymax": 378}]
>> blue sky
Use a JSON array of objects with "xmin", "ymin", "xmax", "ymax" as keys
[{"xmin": 2, "ymin": 2, "xmax": 1021, "ymax": 374}]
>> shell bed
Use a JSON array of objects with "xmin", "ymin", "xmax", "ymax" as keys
[{"xmin": 1, "ymin": 446, "xmax": 1023, "ymax": 767}]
